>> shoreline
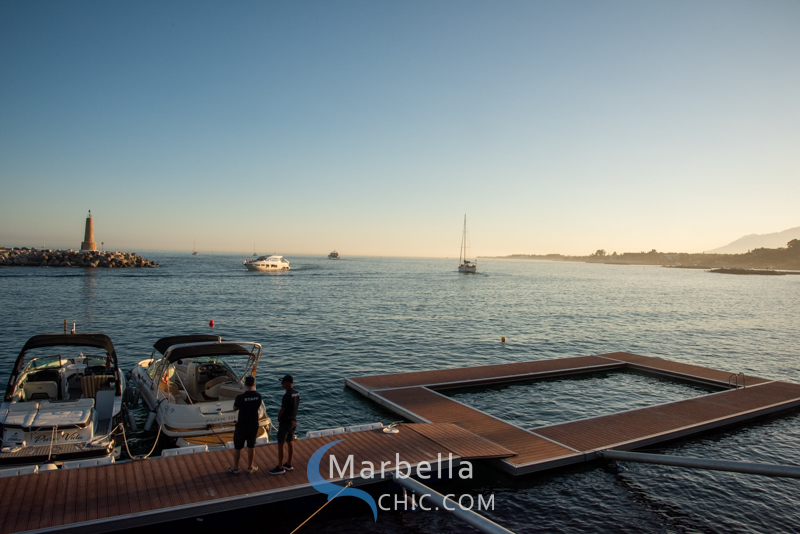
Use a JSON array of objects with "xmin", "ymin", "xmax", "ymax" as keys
[{"xmin": 481, "ymin": 253, "xmax": 800, "ymax": 272}]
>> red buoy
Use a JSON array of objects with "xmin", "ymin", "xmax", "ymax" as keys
[{"xmin": 209, "ymin": 320, "xmax": 214, "ymax": 327}]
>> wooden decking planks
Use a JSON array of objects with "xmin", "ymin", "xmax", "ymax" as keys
[
  {"xmin": 404, "ymin": 423, "xmax": 515, "ymax": 460},
  {"xmin": 378, "ymin": 388, "xmax": 575, "ymax": 466},
  {"xmin": 348, "ymin": 352, "xmax": 800, "ymax": 475},
  {"xmin": 350, "ymin": 355, "xmax": 624, "ymax": 391},
  {"xmin": 0, "ymin": 424, "xmax": 512, "ymax": 534},
  {"xmin": 535, "ymin": 381, "xmax": 800, "ymax": 454},
  {"xmin": 600, "ymin": 352, "xmax": 770, "ymax": 386},
  {"xmin": 0, "ymin": 444, "xmax": 86, "ymax": 462}
]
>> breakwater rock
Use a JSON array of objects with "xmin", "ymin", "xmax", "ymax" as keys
[{"xmin": 0, "ymin": 248, "xmax": 158, "ymax": 268}]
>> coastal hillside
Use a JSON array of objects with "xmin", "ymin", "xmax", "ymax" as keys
[{"xmin": 706, "ymin": 226, "xmax": 800, "ymax": 254}]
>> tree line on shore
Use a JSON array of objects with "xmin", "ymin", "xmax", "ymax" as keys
[{"xmin": 491, "ymin": 239, "xmax": 800, "ymax": 271}]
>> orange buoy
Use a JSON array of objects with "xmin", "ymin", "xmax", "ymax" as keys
[
  {"xmin": 209, "ymin": 320, "xmax": 214, "ymax": 327},
  {"xmin": 501, "ymin": 337, "xmax": 506, "ymax": 343}
]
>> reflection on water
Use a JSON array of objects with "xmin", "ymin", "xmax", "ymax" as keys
[
  {"xmin": 1, "ymin": 255, "xmax": 799, "ymax": 533},
  {"xmin": 446, "ymin": 369, "xmax": 719, "ymax": 429},
  {"xmin": 81, "ymin": 269, "xmax": 98, "ymax": 325}
]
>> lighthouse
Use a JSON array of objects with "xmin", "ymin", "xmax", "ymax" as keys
[{"xmin": 80, "ymin": 210, "xmax": 97, "ymax": 251}]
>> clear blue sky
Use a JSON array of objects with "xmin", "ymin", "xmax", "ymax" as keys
[{"xmin": 1, "ymin": 1, "xmax": 798, "ymax": 256}]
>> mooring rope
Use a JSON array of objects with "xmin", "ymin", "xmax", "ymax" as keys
[
  {"xmin": 289, "ymin": 480, "xmax": 353, "ymax": 534},
  {"xmin": 47, "ymin": 425, "xmax": 57, "ymax": 462},
  {"xmin": 206, "ymin": 423, "xmax": 227, "ymax": 447},
  {"xmin": 119, "ymin": 422, "xmax": 162, "ymax": 460}
]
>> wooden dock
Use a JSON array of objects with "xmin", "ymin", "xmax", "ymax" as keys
[
  {"xmin": 345, "ymin": 352, "xmax": 800, "ymax": 475},
  {"xmin": 0, "ymin": 423, "xmax": 510, "ymax": 534}
]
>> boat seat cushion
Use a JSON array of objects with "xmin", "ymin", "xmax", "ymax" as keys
[
  {"xmin": 217, "ymin": 382, "xmax": 245, "ymax": 400},
  {"xmin": 81, "ymin": 375, "xmax": 107, "ymax": 398},
  {"xmin": 23, "ymin": 381, "xmax": 58, "ymax": 401},
  {"xmin": 32, "ymin": 405, "xmax": 93, "ymax": 427},
  {"xmin": 7, "ymin": 401, "xmax": 40, "ymax": 411},
  {"xmin": 204, "ymin": 376, "xmax": 233, "ymax": 398},
  {"xmin": 4, "ymin": 402, "xmax": 40, "ymax": 427}
]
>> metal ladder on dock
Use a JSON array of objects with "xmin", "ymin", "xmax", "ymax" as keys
[{"xmin": 728, "ymin": 372, "xmax": 746, "ymax": 389}]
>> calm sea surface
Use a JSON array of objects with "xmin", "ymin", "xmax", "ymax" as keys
[{"xmin": 2, "ymin": 254, "xmax": 799, "ymax": 533}]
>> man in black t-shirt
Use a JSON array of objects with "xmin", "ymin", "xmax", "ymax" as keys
[
  {"xmin": 229, "ymin": 376, "xmax": 262, "ymax": 474},
  {"xmin": 269, "ymin": 374, "xmax": 299, "ymax": 475}
]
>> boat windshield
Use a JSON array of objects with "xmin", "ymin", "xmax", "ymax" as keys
[
  {"xmin": 23, "ymin": 355, "xmax": 64, "ymax": 371},
  {"xmin": 179, "ymin": 356, "xmax": 238, "ymax": 374}
]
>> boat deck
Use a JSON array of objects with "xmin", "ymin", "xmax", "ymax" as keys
[
  {"xmin": 0, "ymin": 423, "xmax": 509, "ymax": 534},
  {"xmin": 345, "ymin": 352, "xmax": 800, "ymax": 475}
]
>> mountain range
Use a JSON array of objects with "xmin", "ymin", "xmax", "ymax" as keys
[{"xmin": 706, "ymin": 226, "xmax": 800, "ymax": 254}]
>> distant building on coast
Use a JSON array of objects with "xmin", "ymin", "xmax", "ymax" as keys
[{"xmin": 80, "ymin": 210, "xmax": 97, "ymax": 251}]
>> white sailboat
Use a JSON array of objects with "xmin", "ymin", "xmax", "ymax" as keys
[
  {"xmin": 458, "ymin": 215, "xmax": 477, "ymax": 273},
  {"xmin": 192, "ymin": 240, "xmax": 198, "ymax": 256}
]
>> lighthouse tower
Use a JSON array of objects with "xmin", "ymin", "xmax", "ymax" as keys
[{"xmin": 80, "ymin": 210, "xmax": 97, "ymax": 251}]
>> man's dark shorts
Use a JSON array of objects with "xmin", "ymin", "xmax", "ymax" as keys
[
  {"xmin": 233, "ymin": 425, "xmax": 258, "ymax": 450},
  {"xmin": 277, "ymin": 420, "xmax": 297, "ymax": 444}
]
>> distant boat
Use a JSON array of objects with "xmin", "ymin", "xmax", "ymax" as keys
[
  {"xmin": 243, "ymin": 254, "xmax": 290, "ymax": 271},
  {"xmin": 328, "ymin": 250, "xmax": 340, "ymax": 260},
  {"xmin": 253, "ymin": 243, "xmax": 257, "ymax": 257},
  {"xmin": 192, "ymin": 240, "xmax": 198, "ymax": 256},
  {"xmin": 458, "ymin": 215, "xmax": 477, "ymax": 273}
]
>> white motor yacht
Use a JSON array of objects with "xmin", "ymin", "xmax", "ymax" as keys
[
  {"xmin": 0, "ymin": 333, "xmax": 126, "ymax": 467},
  {"xmin": 127, "ymin": 336, "xmax": 270, "ymax": 449},
  {"xmin": 243, "ymin": 254, "xmax": 290, "ymax": 272}
]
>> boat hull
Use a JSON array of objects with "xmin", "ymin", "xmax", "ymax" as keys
[{"xmin": 244, "ymin": 263, "xmax": 289, "ymax": 271}]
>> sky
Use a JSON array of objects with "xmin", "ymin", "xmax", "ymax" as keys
[{"xmin": 1, "ymin": 1, "xmax": 798, "ymax": 257}]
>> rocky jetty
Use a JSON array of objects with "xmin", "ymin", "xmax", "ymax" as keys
[{"xmin": 0, "ymin": 248, "xmax": 158, "ymax": 268}]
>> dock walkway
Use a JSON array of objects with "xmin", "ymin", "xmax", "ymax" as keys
[
  {"xmin": 345, "ymin": 352, "xmax": 800, "ymax": 475},
  {"xmin": 0, "ymin": 423, "xmax": 509, "ymax": 534}
]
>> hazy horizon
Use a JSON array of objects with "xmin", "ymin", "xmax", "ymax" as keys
[
  {"xmin": 2, "ymin": 2, "xmax": 798, "ymax": 257},
  {"xmin": 4, "ymin": 220, "xmax": 798, "ymax": 259}
]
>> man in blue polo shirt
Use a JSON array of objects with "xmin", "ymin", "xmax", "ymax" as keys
[{"xmin": 270, "ymin": 374, "xmax": 299, "ymax": 475}]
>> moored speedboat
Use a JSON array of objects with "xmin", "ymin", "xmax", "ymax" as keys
[
  {"xmin": 243, "ymin": 254, "xmax": 290, "ymax": 271},
  {"xmin": 127, "ymin": 336, "xmax": 270, "ymax": 449},
  {"xmin": 0, "ymin": 333, "xmax": 126, "ymax": 466}
]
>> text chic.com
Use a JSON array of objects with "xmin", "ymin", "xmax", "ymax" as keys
[{"xmin": 327, "ymin": 452, "xmax": 495, "ymax": 512}]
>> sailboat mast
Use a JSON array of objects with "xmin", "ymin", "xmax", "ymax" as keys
[{"xmin": 460, "ymin": 215, "xmax": 466, "ymax": 263}]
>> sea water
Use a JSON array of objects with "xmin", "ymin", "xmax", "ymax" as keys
[{"xmin": 1, "ymin": 254, "xmax": 799, "ymax": 533}]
